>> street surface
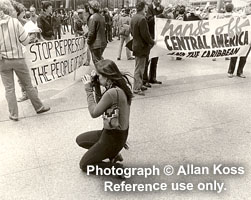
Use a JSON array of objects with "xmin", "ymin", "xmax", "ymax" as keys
[{"xmin": 0, "ymin": 35, "xmax": 251, "ymax": 200}]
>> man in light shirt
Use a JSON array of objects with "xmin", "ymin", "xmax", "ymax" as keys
[{"xmin": 0, "ymin": 0, "xmax": 50, "ymax": 121}]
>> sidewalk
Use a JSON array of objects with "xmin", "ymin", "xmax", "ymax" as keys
[{"xmin": 0, "ymin": 38, "xmax": 251, "ymax": 200}]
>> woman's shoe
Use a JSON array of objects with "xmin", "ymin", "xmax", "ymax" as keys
[
  {"xmin": 110, "ymin": 153, "xmax": 123, "ymax": 163},
  {"xmin": 117, "ymin": 58, "xmax": 121, "ymax": 60},
  {"xmin": 127, "ymin": 57, "xmax": 135, "ymax": 60}
]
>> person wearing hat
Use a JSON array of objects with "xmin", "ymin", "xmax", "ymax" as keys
[
  {"xmin": 76, "ymin": 59, "xmax": 133, "ymax": 175},
  {"xmin": 87, "ymin": 0, "xmax": 107, "ymax": 64}
]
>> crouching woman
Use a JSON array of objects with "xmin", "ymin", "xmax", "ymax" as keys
[{"xmin": 76, "ymin": 59, "xmax": 133, "ymax": 173}]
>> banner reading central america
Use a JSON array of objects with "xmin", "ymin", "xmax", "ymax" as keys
[{"xmin": 154, "ymin": 16, "xmax": 251, "ymax": 58}]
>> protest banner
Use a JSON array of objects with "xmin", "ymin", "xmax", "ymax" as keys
[
  {"xmin": 24, "ymin": 36, "xmax": 87, "ymax": 85},
  {"xmin": 153, "ymin": 16, "xmax": 251, "ymax": 59}
]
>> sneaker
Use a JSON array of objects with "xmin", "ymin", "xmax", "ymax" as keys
[
  {"xmin": 228, "ymin": 73, "xmax": 234, "ymax": 78},
  {"xmin": 133, "ymin": 90, "xmax": 145, "ymax": 96},
  {"xmin": 237, "ymin": 74, "xmax": 246, "ymax": 78},
  {"xmin": 37, "ymin": 106, "xmax": 50, "ymax": 114},
  {"xmin": 83, "ymin": 62, "xmax": 90, "ymax": 66},
  {"xmin": 127, "ymin": 57, "xmax": 135, "ymax": 60}
]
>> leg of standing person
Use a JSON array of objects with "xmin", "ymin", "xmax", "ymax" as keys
[
  {"xmin": 13, "ymin": 59, "xmax": 49, "ymax": 114},
  {"xmin": 58, "ymin": 26, "xmax": 61, "ymax": 39},
  {"xmin": 0, "ymin": 60, "xmax": 19, "ymax": 119},
  {"xmin": 228, "ymin": 57, "xmax": 237, "ymax": 78},
  {"xmin": 17, "ymin": 79, "xmax": 28, "ymax": 102},
  {"xmin": 236, "ymin": 56, "xmax": 247, "ymax": 78},
  {"xmin": 133, "ymin": 56, "xmax": 146, "ymax": 95},
  {"xmin": 84, "ymin": 47, "xmax": 91, "ymax": 66},
  {"xmin": 124, "ymin": 36, "xmax": 133, "ymax": 60},
  {"xmin": 53, "ymin": 28, "xmax": 57, "ymax": 39},
  {"xmin": 90, "ymin": 47, "xmax": 106, "ymax": 102},
  {"xmin": 117, "ymin": 35, "xmax": 125, "ymax": 60},
  {"xmin": 149, "ymin": 57, "xmax": 162, "ymax": 84},
  {"xmin": 236, "ymin": 47, "xmax": 251, "ymax": 78},
  {"xmin": 90, "ymin": 47, "xmax": 105, "ymax": 65},
  {"xmin": 108, "ymin": 25, "xmax": 112, "ymax": 41},
  {"xmin": 143, "ymin": 55, "xmax": 149, "ymax": 85}
]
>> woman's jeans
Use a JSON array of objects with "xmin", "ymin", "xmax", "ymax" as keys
[
  {"xmin": 76, "ymin": 129, "xmax": 128, "ymax": 172},
  {"xmin": 0, "ymin": 59, "xmax": 44, "ymax": 118}
]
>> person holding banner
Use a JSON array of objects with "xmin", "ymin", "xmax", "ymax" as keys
[
  {"xmin": 87, "ymin": 1, "xmax": 107, "ymax": 65},
  {"xmin": 0, "ymin": 0, "xmax": 50, "ymax": 121},
  {"xmin": 76, "ymin": 59, "xmax": 132, "ymax": 175},
  {"xmin": 227, "ymin": 3, "xmax": 251, "ymax": 78},
  {"xmin": 143, "ymin": 0, "xmax": 164, "ymax": 86},
  {"xmin": 37, "ymin": 1, "xmax": 54, "ymax": 40},
  {"xmin": 131, "ymin": 1, "xmax": 155, "ymax": 96}
]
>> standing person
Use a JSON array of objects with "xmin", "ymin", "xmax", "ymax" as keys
[
  {"xmin": 74, "ymin": 9, "xmax": 84, "ymax": 36},
  {"xmin": 62, "ymin": 12, "xmax": 69, "ymax": 33},
  {"xmin": 228, "ymin": 3, "xmax": 249, "ymax": 78},
  {"xmin": 52, "ymin": 11, "xmax": 62, "ymax": 39},
  {"xmin": 37, "ymin": 1, "xmax": 54, "ymax": 40},
  {"xmin": 130, "ymin": 1, "xmax": 154, "ymax": 96},
  {"xmin": 87, "ymin": 0, "xmax": 107, "ymax": 65},
  {"xmin": 144, "ymin": 0, "xmax": 164, "ymax": 87},
  {"xmin": 68, "ymin": 11, "xmax": 74, "ymax": 35},
  {"xmin": 11, "ymin": 0, "xmax": 37, "ymax": 103},
  {"xmin": 175, "ymin": 5, "xmax": 187, "ymax": 61},
  {"xmin": 29, "ymin": 6, "xmax": 38, "ymax": 24},
  {"xmin": 76, "ymin": 59, "xmax": 133, "ymax": 174},
  {"xmin": 83, "ymin": 4, "xmax": 91, "ymax": 66},
  {"xmin": 113, "ymin": 8, "xmax": 120, "ymax": 40},
  {"xmin": 0, "ymin": 0, "xmax": 50, "ymax": 121},
  {"xmin": 117, "ymin": 8, "xmax": 134, "ymax": 61}
]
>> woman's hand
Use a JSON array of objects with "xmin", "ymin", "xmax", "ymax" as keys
[{"xmin": 81, "ymin": 74, "xmax": 92, "ymax": 85}]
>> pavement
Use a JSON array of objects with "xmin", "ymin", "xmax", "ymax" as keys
[{"xmin": 0, "ymin": 36, "xmax": 251, "ymax": 200}]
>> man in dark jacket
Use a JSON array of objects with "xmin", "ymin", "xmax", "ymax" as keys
[
  {"xmin": 131, "ymin": 1, "xmax": 154, "ymax": 96},
  {"xmin": 37, "ymin": 1, "xmax": 54, "ymax": 40},
  {"xmin": 87, "ymin": 1, "xmax": 107, "ymax": 64},
  {"xmin": 144, "ymin": 0, "xmax": 164, "ymax": 87}
]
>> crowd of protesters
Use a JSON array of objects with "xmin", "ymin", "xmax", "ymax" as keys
[{"xmin": 1, "ymin": 0, "xmax": 251, "ymax": 116}]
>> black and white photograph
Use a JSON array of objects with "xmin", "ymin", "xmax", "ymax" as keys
[{"xmin": 0, "ymin": 0, "xmax": 251, "ymax": 199}]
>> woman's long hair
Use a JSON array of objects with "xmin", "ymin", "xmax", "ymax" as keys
[{"xmin": 95, "ymin": 59, "xmax": 133, "ymax": 105}]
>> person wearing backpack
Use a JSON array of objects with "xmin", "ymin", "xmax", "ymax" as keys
[{"xmin": 117, "ymin": 8, "xmax": 134, "ymax": 61}]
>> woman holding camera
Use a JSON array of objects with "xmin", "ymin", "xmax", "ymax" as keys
[{"xmin": 76, "ymin": 59, "xmax": 133, "ymax": 174}]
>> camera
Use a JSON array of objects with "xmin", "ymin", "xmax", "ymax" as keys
[{"xmin": 91, "ymin": 74, "xmax": 99, "ymax": 84}]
